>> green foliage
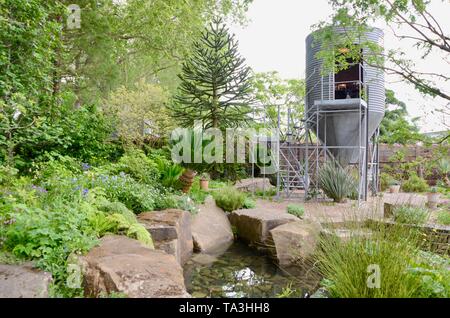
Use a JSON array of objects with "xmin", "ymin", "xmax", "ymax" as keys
[
  {"xmin": 157, "ymin": 160, "xmax": 184, "ymax": 190},
  {"xmin": 91, "ymin": 173, "xmax": 159, "ymax": 213},
  {"xmin": 380, "ymin": 90, "xmax": 423, "ymax": 145},
  {"xmin": 1, "ymin": 94, "xmax": 118, "ymax": 170},
  {"xmin": 0, "ymin": 0, "xmax": 62, "ymax": 105},
  {"xmin": 243, "ymin": 197, "xmax": 256, "ymax": 209},
  {"xmin": 408, "ymin": 251, "xmax": 450, "ymax": 298},
  {"xmin": 402, "ymin": 173, "xmax": 429, "ymax": 193},
  {"xmin": 213, "ymin": 186, "xmax": 247, "ymax": 212},
  {"xmin": 319, "ymin": 162, "xmax": 357, "ymax": 202},
  {"xmin": 172, "ymin": 17, "xmax": 253, "ymax": 129},
  {"xmin": 104, "ymin": 81, "xmax": 175, "ymax": 145},
  {"xmin": 251, "ymin": 72, "xmax": 305, "ymax": 133},
  {"xmin": 287, "ymin": 204, "xmax": 304, "ymax": 218},
  {"xmin": 437, "ymin": 210, "xmax": 450, "ymax": 226},
  {"xmin": 64, "ymin": 0, "xmax": 251, "ymax": 104},
  {"xmin": 316, "ymin": 220, "xmax": 447, "ymax": 298},
  {"xmin": 380, "ymin": 172, "xmax": 396, "ymax": 191},
  {"xmin": 393, "ymin": 206, "xmax": 429, "ymax": 225},
  {"xmin": 154, "ymin": 193, "xmax": 199, "ymax": 215},
  {"xmin": 104, "ymin": 149, "xmax": 160, "ymax": 186}
]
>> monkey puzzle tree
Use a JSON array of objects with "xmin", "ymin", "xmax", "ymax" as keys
[{"xmin": 172, "ymin": 17, "xmax": 254, "ymax": 129}]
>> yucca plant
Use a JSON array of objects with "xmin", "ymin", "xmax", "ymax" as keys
[{"xmin": 319, "ymin": 161, "xmax": 357, "ymax": 203}]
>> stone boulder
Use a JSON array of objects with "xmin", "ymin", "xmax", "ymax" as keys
[
  {"xmin": 191, "ymin": 197, "xmax": 234, "ymax": 254},
  {"xmin": 79, "ymin": 235, "xmax": 189, "ymax": 298},
  {"xmin": 268, "ymin": 220, "xmax": 322, "ymax": 267},
  {"xmin": 0, "ymin": 263, "xmax": 52, "ymax": 298},
  {"xmin": 138, "ymin": 209, "xmax": 193, "ymax": 265},
  {"xmin": 234, "ymin": 178, "xmax": 274, "ymax": 192},
  {"xmin": 229, "ymin": 208, "xmax": 298, "ymax": 245}
]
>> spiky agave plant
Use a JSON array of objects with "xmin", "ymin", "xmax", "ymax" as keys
[{"xmin": 319, "ymin": 161, "xmax": 356, "ymax": 202}]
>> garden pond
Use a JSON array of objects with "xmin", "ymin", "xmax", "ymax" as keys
[{"xmin": 183, "ymin": 241, "xmax": 319, "ymax": 298}]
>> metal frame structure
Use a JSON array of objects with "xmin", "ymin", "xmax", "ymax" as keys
[{"xmin": 275, "ymin": 63, "xmax": 380, "ymax": 202}]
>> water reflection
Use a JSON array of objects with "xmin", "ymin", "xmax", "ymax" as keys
[{"xmin": 184, "ymin": 241, "xmax": 311, "ymax": 298}]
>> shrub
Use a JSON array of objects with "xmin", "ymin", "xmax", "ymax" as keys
[
  {"xmin": 393, "ymin": 206, "xmax": 429, "ymax": 225},
  {"xmin": 287, "ymin": 204, "xmax": 304, "ymax": 218},
  {"xmin": 437, "ymin": 210, "xmax": 450, "ymax": 225},
  {"xmin": 91, "ymin": 173, "xmax": 159, "ymax": 213},
  {"xmin": 319, "ymin": 162, "xmax": 356, "ymax": 202},
  {"xmin": 243, "ymin": 197, "xmax": 256, "ymax": 209},
  {"xmin": 104, "ymin": 149, "xmax": 160, "ymax": 186},
  {"xmin": 213, "ymin": 186, "xmax": 246, "ymax": 212},
  {"xmin": 154, "ymin": 194, "xmax": 199, "ymax": 215},
  {"xmin": 402, "ymin": 173, "xmax": 429, "ymax": 193}
]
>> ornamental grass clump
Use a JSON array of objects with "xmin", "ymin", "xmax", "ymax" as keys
[
  {"xmin": 316, "ymin": 211, "xmax": 450, "ymax": 298},
  {"xmin": 393, "ymin": 206, "xmax": 430, "ymax": 226},
  {"xmin": 318, "ymin": 162, "xmax": 357, "ymax": 203}
]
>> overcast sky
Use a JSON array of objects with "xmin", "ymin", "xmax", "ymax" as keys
[{"xmin": 229, "ymin": 0, "xmax": 449, "ymax": 133}]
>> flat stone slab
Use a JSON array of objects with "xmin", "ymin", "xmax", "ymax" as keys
[
  {"xmin": 79, "ymin": 235, "xmax": 190, "ymax": 298},
  {"xmin": 229, "ymin": 208, "xmax": 298, "ymax": 245},
  {"xmin": 269, "ymin": 220, "xmax": 322, "ymax": 266},
  {"xmin": 383, "ymin": 193, "xmax": 427, "ymax": 218},
  {"xmin": 234, "ymin": 178, "xmax": 275, "ymax": 192},
  {"xmin": 138, "ymin": 209, "xmax": 193, "ymax": 265},
  {"xmin": 0, "ymin": 263, "xmax": 52, "ymax": 298},
  {"xmin": 191, "ymin": 197, "xmax": 234, "ymax": 254}
]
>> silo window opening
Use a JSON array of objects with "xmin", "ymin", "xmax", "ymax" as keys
[{"xmin": 334, "ymin": 50, "xmax": 364, "ymax": 100}]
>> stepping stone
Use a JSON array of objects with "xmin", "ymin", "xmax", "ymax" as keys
[
  {"xmin": 229, "ymin": 208, "xmax": 298, "ymax": 245},
  {"xmin": 138, "ymin": 209, "xmax": 193, "ymax": 265}
]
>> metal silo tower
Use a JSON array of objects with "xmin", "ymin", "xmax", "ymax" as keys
[{"xmin": 276, "ymin": 26, "xmax": 385, "ymax": 202}]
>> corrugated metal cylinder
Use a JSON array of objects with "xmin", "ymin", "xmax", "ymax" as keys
[{"xmin": 305, "ymin": 26, "xmax": 385, "ymax": 164}]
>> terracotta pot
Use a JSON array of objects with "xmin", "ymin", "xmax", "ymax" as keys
[
  {"xmin": 427, "ymin": 192, "xmax": 440, "ymax": 209},
  {"xmin": 389, "ymin": 185, "xmax": 400, "ymax": 193},
  {"xmin": 200, "ymin": 179, "xmax": 209, "ymax": 191},
  {"xmin": 179, "ymin": 169, "xmax": 197, "ymax": 193}
]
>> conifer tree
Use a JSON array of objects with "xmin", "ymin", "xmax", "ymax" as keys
[{"xmin": 173, "ymin": 17, "xmax": 253, "ymax": 129}]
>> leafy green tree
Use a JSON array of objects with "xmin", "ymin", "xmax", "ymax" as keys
[
  {"xmin": 172, "ymin": 17, "xmax": 254, "ymax": 129},
  {"xmin": 61, "ymin": 0, "xmax": 253, "ymax": 105},
  {"xmin": 379, "ymin": 89, "xmax": 423, "ymax": 144},
  {"xmin": 105, "ymin": 80, "xmax": 175, "ymax": 147},
  {"xmin": 251, "ymin": 72, "xmax": 305, "ymax": 137}
]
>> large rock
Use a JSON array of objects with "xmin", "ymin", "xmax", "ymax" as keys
[
  {"xmin": 268, "ymin": 220, "xmax": 322, "ymax": 266},
  {"xmin": 138, "ymin": 209, "xmax": 193, "ymax": 265},
  {"xmin": 235, "ymin": 178, "xmax": 275, "ymax": 192},
  {"xmin": 229, "ymin": 208, "xmax": 298, "ymax": 245},
  {"xmin": 0, "ymin": 263, "xmax": 52, "ymax": 298},
  {"xmin": 191, "ymin": 197, "xmax": 234, "ymax": 254},
  {"xmin": 79, "ymin": 235, "xmax": 189, "ymax": 298}
]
